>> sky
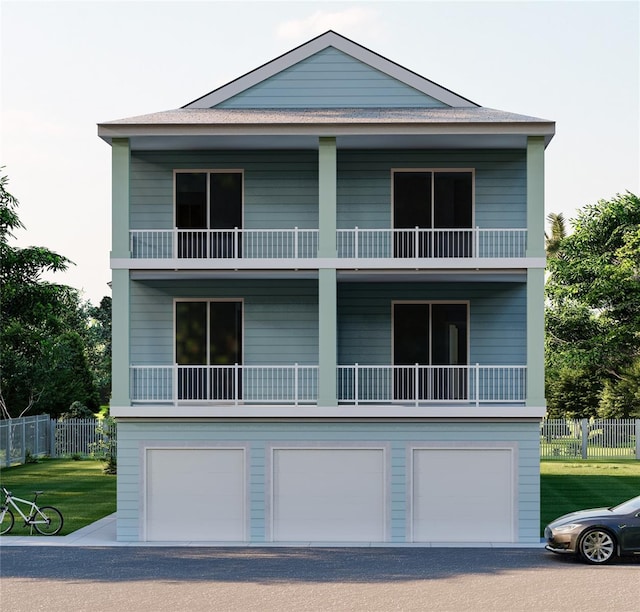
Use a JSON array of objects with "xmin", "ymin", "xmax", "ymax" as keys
[{"xmin": 1, "ymin": 0, "xmax": 638, "ymax": 304}]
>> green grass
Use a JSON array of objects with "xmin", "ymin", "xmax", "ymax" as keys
[
  {"xmin": 540, "ymin": 460, "xmax": 640, "ymax": 532},
  {"xmin": 0, "ymin": 457, "xmax": 116, "ymax": 536}
]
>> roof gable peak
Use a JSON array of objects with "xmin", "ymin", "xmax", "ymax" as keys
[{"xmin": 183, "ymin": 30, "xmax": 478, "ymax": 109}]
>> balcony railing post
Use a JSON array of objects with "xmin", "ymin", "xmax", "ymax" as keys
[
  {"xmin": 354, "ymin": 226, "xmax": 359, "ymax": 259},
  {"xmin": 294, "ymin": 362, "xmax": 299, "ymax": 406},
  {"xmin": 294, "ymin": 227, "xmax": 299, "ymax": 259},
  {"xmin": 475, "ymin": 363, "xmax": 480, "ymax": 408},
  {"xmin": 354, "ymin": 363, "xmax": 359, "ymax": 406},
  {"xmin": 173, "ymin": 364, "xmax": 178, "ymax": 406},
  {"xmin": 414, "ymin": 227, "xmax": 419, "ymax": 259},
  {"xmin": 233, "ymin": 227, "xmax": 239, "ymax": 259},
  {"xmin": 475, "ymin": 226, "xmax": 480, "ymax": 258},
  {"xmin": 173, "ymin": 228, "xmax": 178, "ymax": 259},
  {"xmin": 414, "ymin": 363, "xmax": 419, "ymax": 407},
  {"xmin": 234, "ymin": 363, "xmax": 239, "ymax": 406}
]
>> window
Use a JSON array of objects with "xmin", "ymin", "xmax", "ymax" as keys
[
  {"xmin": 175, "ymin": 300, "xmax": 243, "ymax": 400},
  {"xmin": 175, "ymin": 171, "xmax": 243, "ymax": 257},
  {"xmin": 392, "ymin": 170, "xmax": 473, "ymax": 257},
  {"xmin": 393, "ymin": 302, "xmax": 468, "ymax": 400}
]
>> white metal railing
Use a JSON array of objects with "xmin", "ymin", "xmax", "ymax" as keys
[
  {"xmin": 337, "ymin": 227, "xmax": 527, "ymax": 259},
  {"xmin": 129, "ymin": 227, "xmax": 527, "ymax": 259},
  {"xmin": 130, "ymin": 228, "xmax": 319, "ymax": 259},
  {"xmin": 130, "ymin": 364, "xmax": 318, "ymax": 405},
  {"xmin": 130, "ymin": 364, "xmax": 525, "ymax": 407},
  {"xmin": 337, "ymin": 364, "xmax": 526, "ymax": 406}
]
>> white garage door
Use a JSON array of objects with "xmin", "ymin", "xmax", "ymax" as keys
[
  {"xmin": 273, "ymin": 449, "xmax": 385, "ymax": 542},
  {"xmin": 146, "ymin": 449, "xmax": 245, "ymax": 541},
  {"xmin": 412, "ymin": 449, "xmax": 514, "ymax": 542}
]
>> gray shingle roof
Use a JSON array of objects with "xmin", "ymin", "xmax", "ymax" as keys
[{"xmin": 100, "ymin": 106, "xmax": 552, "ymax": 127}]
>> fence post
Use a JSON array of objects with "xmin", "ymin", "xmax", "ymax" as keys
[
  {"xmin": 636, "ymin": 419, "xmax": 640, "ymax": 460},
  {"xmin": 581, "ymin": 419, "xmax": 589, "ymax": 459},
  {"xmin": 50, "ymin": 419, "xmax": 57, "ymax": 457}
]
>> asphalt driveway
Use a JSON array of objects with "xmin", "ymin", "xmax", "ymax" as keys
[{"xmin": 1, "ymin": 546, "xmax": 639, "ymax": 611}]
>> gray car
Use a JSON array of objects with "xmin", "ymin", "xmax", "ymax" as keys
[{"xmin": 545, "ymin": 494, "xmax": 640, "ymax": 564}]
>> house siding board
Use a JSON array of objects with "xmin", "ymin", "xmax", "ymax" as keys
[
  {"xmin": 218, "ymin": 48, "xmax": 447, "ymax": 109},
  {"xmin": 130, "ymin": 280, "xmax": 319, "ymax": 366},
  {"xmin": 130, "ymin": 151, "xmax": 318, "ymax": 231},
  {"xmin": 337, "ymin": 150, "xmax": 526, "ymax": 230},
  {"xmin": 116, "ymin": 420, "xmax": 539, "ymax": 542},
  {"xmin": 129, "ymin": 150, "xmax": 525, "ymax": 233},
  {"xmin": 338, "ymin": 283, "xmax": 526, "ymax": 366}
]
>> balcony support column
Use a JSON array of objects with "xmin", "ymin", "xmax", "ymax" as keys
[
  {"xmin": 317, "ymin": 137, "xmax": 338, "ymax": 406},
  {"xmin": 526, "ymin": 136, "xmax": 546, "ymax": 408},
  {"xmin": 111, "ymin": 138, "xmax": 131, "ymax": 407},
  {"xmin": 318, "ymin": 137, "xmax": 337, "ymax": 258}
]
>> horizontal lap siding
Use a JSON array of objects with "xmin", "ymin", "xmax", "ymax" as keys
[
  {"xmin": 337, "ymin": 150, "xmax": 527, "ymax": 230},
  {"xmin": 117, "ymin": 420, "xmax": 539, "ymax": 543},
  {"xmin": 130, "ymin": 151, "xmax": 318, "ymax": 231},
  {"xmin": 130, "ymin": 150, "xmax": 525, "ymax": 232},
  {"xmin": 218, "ymin": 48, "xmax": 445, "ymax": 109},
  {"xmin": 338, "ymin": 283, "xmax": 526, "ymax": 365},
  {"xmin": 130, "ymin": 280, "xmax": 318, "ymax": 365}
]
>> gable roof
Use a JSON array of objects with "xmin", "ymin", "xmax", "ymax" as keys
[{"xmin": 183, "ymin": 30, "xmax": 479, "ymax": 109}]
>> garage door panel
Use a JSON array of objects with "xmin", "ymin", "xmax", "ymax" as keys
[
  {"xmin": 273, "ymin": 449, "xmax": 385, "ymax": 542},
  {"xmin": 413, "ymin": 449, "xmax": 514, "ymax": 542},
  {"xmin": 146, "ymin": 449, "xmax": 245, "ymax": 541}
]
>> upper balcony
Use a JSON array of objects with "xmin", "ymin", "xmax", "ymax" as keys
[{"xmin": 125, "ymin": 226, "xmax": 530, "ymax": 270}]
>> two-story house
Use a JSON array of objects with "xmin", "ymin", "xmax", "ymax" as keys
[{"xmin": 99, "ymin": 31, "xmax": 554, "ymax": 544}]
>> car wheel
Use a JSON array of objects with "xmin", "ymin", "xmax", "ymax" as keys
[{"xmin": 578, "ymin": 528, "xmax": 616, "ymax": 564}]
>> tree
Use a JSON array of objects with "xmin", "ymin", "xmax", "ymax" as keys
[
  {"xmin": 0, "ymin": 169, "xmax": 99, "ymax": 418},
  {"xmin": 545, "ymin": 212, "xmax": 566, "ymax": 257},
  {"xmin": 86, "ymin": 296, "xmax": 112, "ymax": 406},
  {"xmin": 545, "ymin": 192, "xmax": 640, "ymax": 417}
]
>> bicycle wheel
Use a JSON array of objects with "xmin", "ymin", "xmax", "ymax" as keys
[
  {"xmin": 0, "ymin": 507, "xmax": 15, "ymax": 535},
  {"xmin": 33, "ymin": 506, "xmax": 63, "ymax": 535}
]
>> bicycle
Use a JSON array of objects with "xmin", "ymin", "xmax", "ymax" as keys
[{"xmin": 0, "ymin": 486, "xmax": 64, "ymax": 536}]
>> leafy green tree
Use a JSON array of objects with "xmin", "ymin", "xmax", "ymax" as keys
[
  {"xmin": 545, "ymin": 192, "xmax": 640, "ymax": 417},
  {"xmin": 0, "ymin": 169, "xmax": 99, "ymax": 418},
  {"xmin": 86, "ymin": 296, "xmax": 112, "ymax": 406}
]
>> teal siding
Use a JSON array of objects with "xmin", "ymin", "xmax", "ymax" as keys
[
  {"xmin": 116, "ymin": 420, "xmax": 540, "ymax": 543},
  {"xmin": 130, "ymin": 279, "xmax": 319, "ymax": 366},
  {"xmin": 338, "ymin": 283, "xmax": 526, "ymax": 366},
  {"xmin": 130, "ymin": 149, "xmax": 525, "ymax": 233},
  {"xmin": 218, "ymin": 48, "xmax": 447, "ymax": 109},
  {"xmin": 337, "ymin": 150, "xmax": 527, "ymax": 230},
  {"xmin": 130, "ymin": 151, "xmax": 318, "ymax": 231}
]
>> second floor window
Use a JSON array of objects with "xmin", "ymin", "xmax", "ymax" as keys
[
  {"xmin": 392, "ymin": 170, "xmax": 473, "ymax": 257},
  {"xmin": 175, "ymin": 171, "xmax": 243, "ymax": 258}
]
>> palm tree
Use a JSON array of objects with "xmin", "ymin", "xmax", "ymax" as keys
[{"xmin": 545, "ymin": 212, "xmax": 566, "ymax": 257}]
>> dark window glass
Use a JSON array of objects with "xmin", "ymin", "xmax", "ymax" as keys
[
  {"xmin": 393, "ymin": 172, "xmax": 431, "ymax": 229},
  {"xmin": 393, "ymin": 303, "xmax": 430, "ymax": 365},
  {"xmin": 209, "ymin": 301, "xmax": 242, "ymax": 365},
  {"xmin": 176, "ymin": 173, "xmax": 207, "ymax": 229},
  {"xmin": 176, "ymin": 302, "xmax": 207, "ymax": 365},
  {"xmin": 433, "ymin": 173, "xmax": 473, "ymax": 229},
  {"xmin": 210, "ymin": 173, "xmax": 243, "ymax": 229},
  {"xmin": 431, "ymin": 303, "xmax": 467, "ymax": 365}
]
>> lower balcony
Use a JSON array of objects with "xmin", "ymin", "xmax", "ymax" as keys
[{"xmin": 129, "ymin": 364, "xmax": 527, "ymax": 407}]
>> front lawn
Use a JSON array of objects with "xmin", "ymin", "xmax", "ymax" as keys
[
  {"xmin": 0, "ymin": 458, "xmax": 116, "ymax": 536},
  {"xmin": 540, "ymin": 460, "xmax": 640, "ymax": 531}
]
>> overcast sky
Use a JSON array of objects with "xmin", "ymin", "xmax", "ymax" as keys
[{"xmin": 1, "ymin": 0, "xmax": 638, "ymax": 304}]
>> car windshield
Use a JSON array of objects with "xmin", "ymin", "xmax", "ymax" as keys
[{"xmin": 611, "ymin": 495, "xmax": 640, "ymax": 514}]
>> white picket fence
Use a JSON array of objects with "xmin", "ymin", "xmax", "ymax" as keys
[{"xmin": 0, "ymin": 416, "xmax": 116, "ymax": 467}]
